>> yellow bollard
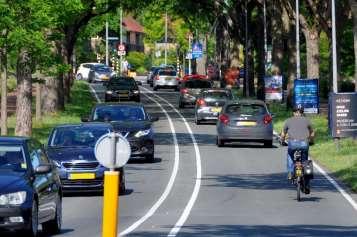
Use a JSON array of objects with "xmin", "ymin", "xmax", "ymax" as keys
[{"xmin": 102, "ymin": 171, "xmax": 120, "ymax": 237}]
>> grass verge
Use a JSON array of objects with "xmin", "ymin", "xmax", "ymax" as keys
[
  {"xmin": 269, "ymin": 103, "xmax": 357, "ymax": 192},
  {"xmin": 8, "ymin": 81, "xmax": 95, "ymax": 144}
]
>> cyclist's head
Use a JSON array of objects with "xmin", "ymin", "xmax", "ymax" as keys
[{"xmin": 293, "ymin": 105, "xmax": 304, "ymax": 116}]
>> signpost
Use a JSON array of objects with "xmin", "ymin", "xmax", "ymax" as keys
[
  {"xmin": 117, "ymin": 43, "xmax": 126, "ymax": 57},
  {"xmin": 191, "ymin": 42, "xmax": 203, "ymax": 59},
  {"xmin": 95, "ymin": 133, "xmax": 131, "ymax": 237},
  {"xmin": 329, "ymin": 93, "xmax": 357, "ymax": 138},
  {"xmin": 264, "ymin": 75, "xmax": 283, "ymax": 101},
  {"xmin": 294, "ymin": 78, "xmax": 319, "ymax": 114}
]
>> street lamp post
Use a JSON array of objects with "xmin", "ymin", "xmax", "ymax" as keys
[
  {"xmin": 165, "ymin": 11, "xmax": 168, "ymax": 65},
  {"xmin": 331, "ymin": 0, "xmax": 338, "ymax": 93},
  {"xmin": 296, "ymin": 0, "xmax": 301, "ymax": 79},
  {"xmin": 263, "ymin": 0, "xmax": 267, "ymax": 75}
]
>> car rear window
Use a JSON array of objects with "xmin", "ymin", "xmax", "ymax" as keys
[
  {"xmin": 184, "ymin": 80, "xmax": 212, "ymax": 89},
  {"xmin": 203, "ymin": 91, "xmax": 231, "ymax": 99},
  {"xmin": 159, "ymin": 70, "xmax": 176, "ymax": 76},
  {"xmin": 226, "ymin": 104, "xmax": 267, "ymax": 116}
]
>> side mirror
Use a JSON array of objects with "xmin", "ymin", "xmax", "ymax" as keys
[
  {"xmin": 136, "ymin": 81, "xmax": 143, "ymax": 86},
  {"xmin": 81, "ymin": 116, "xmax": 90, "ymax": 122},
  {"xmin": 35, "ymin": 164, "xmax": 52, "ymax": 174},
  {"xmin": 150, "ymin": 116, "xmax": 159, "ymax": 122}
]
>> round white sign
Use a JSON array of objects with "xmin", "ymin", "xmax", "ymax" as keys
[{"xmin": 94, "ymin": 133, "xmax": 131, "ymax": 169}]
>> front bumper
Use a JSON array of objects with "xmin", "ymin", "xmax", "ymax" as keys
[
  {"xmin": 105, "ymin": 93, "xmax": 140, "ymax": 102},
  {"xmin": 0, "ymin": 205, "xmax": 31, "ymax": 230}
]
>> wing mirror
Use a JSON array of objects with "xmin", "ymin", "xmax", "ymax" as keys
[
  {"xmin": 149, "ymin": 116, "xmax": 159, "ymax": 122},
  {"xmin": 81, "ymin": 116, "xmax": 90, "ymax": 122},
  {"xmin": 35, "ymin": 164, "xmax": 52, "ymax": 174}
]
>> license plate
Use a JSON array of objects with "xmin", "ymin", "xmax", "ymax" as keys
[
  {"xmin": 211, "ymin": 107, "xmax": 222, "ymax": 113},
  {"xmin": 119, "ymin": 93, "xmax": 129, "ymax": 97},
  {"xmin": 69, "ymin": 173, "xmax": 95, "ymax": 180},
  {"xmin": 236, "ymin": 121, "xmax": 257, "ymax": 126},
  {"xmin": 165, "ymin": 77, "xmax": 172, "ymax": 81},
  {"xmin": 102, "ymin": 76, "xmax": 109, "ymax": 80}
]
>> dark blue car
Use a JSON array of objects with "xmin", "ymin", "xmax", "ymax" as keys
[
  {"xmin": 46, "ymin": 122, "xmax": 126, "ymax": 193},
  {"xmin": 0, "ymin": 137, "xmax": 62, "ymax": 237}
]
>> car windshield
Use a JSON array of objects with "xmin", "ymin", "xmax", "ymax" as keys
[
  {"xmin": 159, "ymin": 70, "xmax": 176, "ymax": 76},
  {"xmin": 184, "ymin": 80, "xmax": 212, "ymax": 89},
  {"xmin": 95, "ymin": 66, "xmax": 111, "ymax": 73},
  {"xmin": 203, "ymin": 91, "xmax": 231, "ymax": 100},
  {"xmin": 49, "ymin": 127, "xmax": 110, "ymax": 148},
  {"xmin": 93, "ymin": 106, "xmax": 146, "ymax": 122},
  {"xmin": 0, "ymin": 145, "xmax": 27, "ymax": 172},
  {"xmin": 226, "ymin": 104, "xmax": 267, "ymax": 116},
  {"xmin": 108, "ymin": 79, "xmax": 136, "ymax": 89}
]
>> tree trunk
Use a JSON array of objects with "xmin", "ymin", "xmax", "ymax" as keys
[
  {"xmin": 271, "ymin": 2, "xmax": 284, "ymax": 75},
  {"xmin": 1, "ymin": 50, "xmax": 8, "ymax": 135},
  {"xmin": 42, "ymin": 76, "xmax": 59, "ymax": 114},
  {"xmin": 349, "ymin": 0, "xmax": 357, "ymax": 91},
  {"xmin": 15, "ymin": 50, "xmax": 32, "ymax": 136},
  {"xmin": 287, "ymin": 26, "xmax": 297, "ymax": 109},
  {"xmin": 304, "ymin": 27, "xmax": 320, "ymax": 79}
]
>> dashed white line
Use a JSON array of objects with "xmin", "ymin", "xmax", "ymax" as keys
[
  {"xmin": 119, "ymin": 93, "xmax": 180, "ymax": 236},
  {"xmin": 140, "ymin": 86, "xmax": 202, "ymax": 237}
]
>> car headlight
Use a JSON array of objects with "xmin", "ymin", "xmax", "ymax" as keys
[
  {"xmin": 134, "ymin": 129, "xmax": 151, "ymax": 138},
  {"xmin": 52, "ymin": 160, "xmax": 61, "ymax": 168},
  {"xmin": 106, "ymin": 90, "xmax": 113, "ymax": 94},
  {"xmin": 133, "ymin": 90, "xmax": 140, "ymax": 94},
  {"xmin": 0, "ymin": 191, "xmax": 27, "ymax": 205}
]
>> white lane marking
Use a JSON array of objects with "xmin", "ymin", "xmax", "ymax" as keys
[
  {"xmin": 314, "ymin": 162, "xmax": 357, "ymax": 211},
  {"xmin": 89, "ymin": 84, "xmax": 101, "ymax": 102},
  {"xmin": 140, "ymin": 87, "xmax": 202, "ymax": 237},
  {"xmin": 119, "ymin": 93, "xmax": 180, "ymax": 236}
]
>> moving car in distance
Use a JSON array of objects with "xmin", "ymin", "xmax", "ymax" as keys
[
  {"xmin": 180, "ymin": 74, "xmax": 207, "ymax": 84},
  {"xmin": 153, "ymin": 68, "xmax": 179, "ymax": 91},
  {"xmin": 216, "ymin": 100, "xmax": 273, "ymax": 147},
  {"xmin": 104, "ymin": 76, "xmax": 141, "ymax": 102},
  {"xmin": 0, "ymin": 137, "xmax": 62, "ymax": 237},
  {"xmin": 83, "ymin": 103, "xmax": 159, "ymax": 162},
  {"xmin": 46, "ymin": 123, "xmax": 126, "ymax": 193},
  {"xmin": 149, "ymin": 65, "xmax": 175, "ymax": 87},
  {"xmin": 194, "ymin": 89, "xmax": 233, "ymax": 124},
  {"xmin": 178, "ymin": 79, "xmax": 213, "ymax": 108},
  {"xmin": 76, "ymin": 63, "xmax": 105, "ymax": 81},
  {"xmin": 88, "ymin": 64, "xmax": 115, "ymax": 83}
]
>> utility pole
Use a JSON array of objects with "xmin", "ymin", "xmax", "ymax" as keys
[
  {"xmin": 188, "ymin": 34, "xmax": 192, "ymax": 75},
  {"xmin": 165, "ymin": 11, "xmax": 168, "ymax": 65},
  {"xmin": 332, "ymin": 0, "xmax": 338, "ymax": 93},
  {"xmin": 120, "ymin": 8, "xmax": 123, "ymax": 75},
  {"xmin": 244, "ymin": 0, "xmax": 249, "ymax": 97},
  {"xmin": 105, "ymin": 21, "xmax": 109, "ymax": 66},
  {"xmin": 296, "ymin": 0, "xmax": 301, "ymax": 79}
]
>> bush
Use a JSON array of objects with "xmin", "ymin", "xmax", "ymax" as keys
[
  {"xmin": 126, "ymin": 52, "xmax": 146, "ymax": 69},
  {"xmin": 136, "ymin": 66, "xmax": 146, "ymax": 75}
]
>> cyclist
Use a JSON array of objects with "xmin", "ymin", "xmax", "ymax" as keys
[{"xmin": 281, "ymin": 105, "xmax": 315, "ymax": 192}]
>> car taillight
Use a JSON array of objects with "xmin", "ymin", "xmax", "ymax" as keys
[
  {"xmin": 263, "ymin": 114, "xmax": 272, "ymax": 125},
  {"xmin": 176, "ymin": 77, "xmax": 181, "ymax": 81},
  {"xmin": 196, "ymin": 98, "xmax": 206, "ymax": 106},
  {"xmin": 219, "ymin": 114, "xmax": 229, "ymax": 125},
  {"xmin": 180, "ymin": 88, "xmax": 188, "ymax": 94},
  {"xmin": 155, "ymin": 75, "xmax": 160, "ymax": 80}
]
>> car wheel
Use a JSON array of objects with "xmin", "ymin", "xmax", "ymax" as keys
[
  {"xmin": 195, "ymin": 116, "xmax": 201, "ymax": 125},
  {"xmin": 135, "ymin": 97, "xmax": 141, "ymax": 102},
  {"xmin": 153, "ymin": 86, "xmax": 158, "ymax": 91},
  {"xmin": 216, "ymin": 137, "xmax": 224, "ymax": 147},
  {"xmin": 264, "ymin": 140, "xmax": 273, "ymax": 148},
  {"xmin": 22, "ymin": 200, "xmax": 39, "ymax": 237},
  {"xmin": 42, "ymin": 196, "xmax": 62, "ymax": 234},
  {"xmin": 175, "ymin": 86, "xmax": 179, "ymax": 92},
  {"xmin": 150, "ymin": 83, "xmax": 153, "ymax": 87},
  {"xmin": 145, "ymin": 154, "xmax": 155, "ymax": 163},
  {"xmin": 76, "ymin": 73, "xmax": 83, "ymax": 80},
  {"xmin": 179, "ymin": 101, "xmax": 184, "ymax": 108},
  {"xmin": 119, "ymin": 170, "xmax": 126, "ymax": 195}
]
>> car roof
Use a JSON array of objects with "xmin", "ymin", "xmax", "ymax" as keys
[
  {"xmin": 0, "ymin": 136, "xmax": 29, "ymax": 144},
  {"xmin": 53, "ymin": 122, "xmax": 112, "ymax": 129},
  {"xmin": 226, "ymin": 99, "xmax": 267, "ymax": 106}
]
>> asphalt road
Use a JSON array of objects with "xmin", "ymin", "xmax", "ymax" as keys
[{"xmin": 3, "ymin": 76, "xmax": 357, "ymax": 237}]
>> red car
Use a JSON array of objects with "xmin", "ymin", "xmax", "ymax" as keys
[{"xmin": 180, "ymin": 74, "xmax": 208, "ymax": 83}]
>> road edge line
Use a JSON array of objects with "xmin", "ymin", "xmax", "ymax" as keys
[{"xmin": 119, "ymin": 92, "xmax": 180, "ymax": 236}]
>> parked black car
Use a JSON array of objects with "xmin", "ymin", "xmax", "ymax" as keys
[
  {"xmin": 46, "ymin": 122, "xmax": 126, "ymax": 194},
  {"xmin": 82, "ymin": 103, "xmax": 159, "ymax": 162},
  {"xmin": 104, "ymin": 76, "xmax": 140, "ymax": 102},
  {"xmin": 0, "ymin": 137, "xmax": 62, "ymax": 237}
]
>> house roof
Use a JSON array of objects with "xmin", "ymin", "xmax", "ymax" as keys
[{"xmin": 123, "ymin": 16, "xmax": 144, "ymax": 33}]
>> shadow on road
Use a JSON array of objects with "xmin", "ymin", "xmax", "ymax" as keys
[
  {"xmin": 0, "ymin": 228, "xmax": 74, "ymax": 237},
  {"xmin": 127, "ymin": 224, "xmax": 357, "ymax": 237}
]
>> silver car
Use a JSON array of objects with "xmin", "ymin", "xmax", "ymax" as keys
[
  {"xmin": 216, "ymin": 100, "xmax": 273, "ymax": 147},
  {"xmin": 88, "ymin": 65, "xmax": 115, "ymax": 83},
  {"xmin": 194, "ymin": 89, "xmax": 233, "ymax": 124},
  {"xmin": 153, "ymin": 69, "xmax": 179, "ymax": 91}
]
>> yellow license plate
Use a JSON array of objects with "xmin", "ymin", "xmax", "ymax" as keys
[
  {"xmin": 237, "ymin": 121, "xmax": 257, "ymax": 126},
  {"xmin": 69, "ymin": 173, "xmax": 95, "ymax": 180},
  {"xmin": 119, "ymin": 93, "xmax": 128, "ymax": 97},
  {"xmin": 102, "ymin": 76, "xmax": 109, "ymax": 80},
  {"xmin": 211, "ymin": 107, "xmax": 222, "ymax": 113},
  {"xmin": 296, "ymin": 169, "xmax": 302, "ymax": 177}
]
